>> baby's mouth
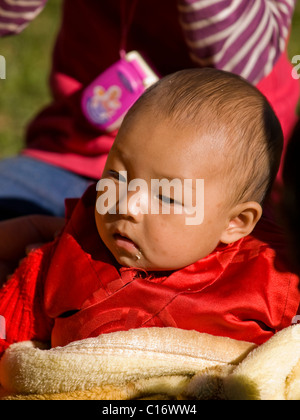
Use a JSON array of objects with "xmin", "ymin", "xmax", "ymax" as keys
[{"xmin": 113, "ymin": 233, "xmax": 140, "ymax": 254}]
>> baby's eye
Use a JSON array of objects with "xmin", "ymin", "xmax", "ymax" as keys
[
  {"xmin": 108, "ymin": 170, "xmax": 127, "ymax": 183},
  {"xmin": 158, "ymin": 195, "xmax": 181, "ymax": 206}
]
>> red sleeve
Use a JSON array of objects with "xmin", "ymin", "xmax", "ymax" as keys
[{"xmin": 0, "ymin": 244, "xmax": 54, "ymax": 358}]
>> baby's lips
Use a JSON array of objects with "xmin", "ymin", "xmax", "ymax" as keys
[{"xmin": 113, "ymin": 233, "xmax": 139, "ymax": 253}]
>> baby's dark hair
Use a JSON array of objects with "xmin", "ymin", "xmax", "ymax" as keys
[{"xmin": 124, "ymin": 68, "xmax": 283, "ymax": 205}]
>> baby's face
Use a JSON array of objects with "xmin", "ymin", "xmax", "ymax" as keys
[{"xmin": 95, "ymin": 111, "xmax": 233, "ymax": 271}]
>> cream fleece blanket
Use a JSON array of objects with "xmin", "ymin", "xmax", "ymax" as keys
[{"xmin": 0, "ymin": 326, "xmax": 299, "ymax": 400}]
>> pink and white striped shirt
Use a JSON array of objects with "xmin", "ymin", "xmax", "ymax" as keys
[
  {"xmin": 0, "ymin": 0, "xmax": 47, "ymax": 36},
  {"xmin": 177, "ymin": 0, "xmax": 296, "ymax": 83}
]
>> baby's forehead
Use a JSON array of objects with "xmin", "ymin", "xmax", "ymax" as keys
[
  {"xmin": 123, "ymin": 107, "xmax": 234, "ymax": 154},
  {"xmin": 116, "ymin": 119, "xmax": 231, "ymax": 183}
]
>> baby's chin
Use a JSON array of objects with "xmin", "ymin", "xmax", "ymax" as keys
[
  {"xmin": 111, "ymin": 251, "xmax": 175, "ymax": 272},
  {"xmin": 119, "ymin": 256, "xmax": 189, "ymax": 273},
  {"xmin": 109, "ymin": 249, "xmax": 143, "ymax": 268},
  {"xmin": 102, "ymin": 236, "xmax": 191, "ymax": 272}
]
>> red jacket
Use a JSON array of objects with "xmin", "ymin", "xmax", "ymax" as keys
[{"xmin": 0, "ymin": 185, "xmax": 299, "ymax": 356}]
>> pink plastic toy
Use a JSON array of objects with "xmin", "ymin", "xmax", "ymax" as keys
[{"xmin": 82, "ymin": 51, "xmax": 159, "ymax": 132}]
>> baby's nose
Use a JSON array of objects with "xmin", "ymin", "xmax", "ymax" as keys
[{"xmin": 125, "ymin": 190, "xmax": 148, "ymax": 221}]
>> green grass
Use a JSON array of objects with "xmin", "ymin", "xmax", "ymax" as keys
[
  {"xmin": 0, "ymin": 0, "xmax": 61, "ymax": 157},
  {"xmin": 289, "ymin": 1, "xmax": 300, "ymax": 60},
  {"xmin": 0, "ymin": 1, "xmax": 300, "ymax": 158}
]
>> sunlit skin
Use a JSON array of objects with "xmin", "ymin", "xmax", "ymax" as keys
[{"xmin": 95, "ymin": 109, "xmax": 262, "ymax": 272}]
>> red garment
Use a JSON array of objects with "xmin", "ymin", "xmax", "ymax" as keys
[
  {"xmin": 0, "ymin": 185, "xmax": 299, "ymax": 357},
  {"xmin": 23, "ymin": 0, "xmax": 299, "ymax": 179}
]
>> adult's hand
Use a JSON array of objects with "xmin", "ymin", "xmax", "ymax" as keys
[{"xmin": 0, "ymin": 215, "xmax": 65, "ymax": 287}]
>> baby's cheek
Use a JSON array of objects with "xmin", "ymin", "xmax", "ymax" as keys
[{"xmin": 146, "ymin": 222, "xmax": 170, "ymax": 252}]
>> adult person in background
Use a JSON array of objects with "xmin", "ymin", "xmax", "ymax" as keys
[
  {"xmin": 0, "ymin": 0, "xmax": 298, "ymax": 220},
  {"xmin": 281, "ymin": 121, "xmax": 300, "ymax": 321},
  {"xmin": 281, "ymin": 120, "xmax": 300, "ymax": 276}
]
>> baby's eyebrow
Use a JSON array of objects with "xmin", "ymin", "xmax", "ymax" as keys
[
  {"xmin": 149, "ymin": 169, "xmax": 183, "ymax": 181},
  {"xmin": 113, "ymin": 144, "xmax": 198, "ymax": 189},
  {"xmin": 111, "ymin": 144, "xmax": 127, "ymax": 158},
  {"xmin": 150, "ymin": 173, "xmax": 198, "ymax": 190},
  {"xmin": 156, "ymin": 174, "xmax": 184, "ymax": 182},
  {"xmin": 109, "ymin": 145, "xmax": 132, "ymax": 167}
]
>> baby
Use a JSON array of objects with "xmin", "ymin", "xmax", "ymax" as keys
[{"xmin": 0, "ymin": 68, "xmax": 299, "ymax": 356}]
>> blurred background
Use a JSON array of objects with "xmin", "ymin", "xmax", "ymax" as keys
[{"xmin": 0, "ymin": 0, "xmax": 300, "ymax": 158}]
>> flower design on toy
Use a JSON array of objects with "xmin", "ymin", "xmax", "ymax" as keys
[{"xmin": 87, "ymin": 85, "xmax": 122, "ymax": 124}]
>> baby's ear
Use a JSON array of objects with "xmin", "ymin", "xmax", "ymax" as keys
[{"xmin": 220, "ymin": 202, "xmax": 262, "ymax": 244}]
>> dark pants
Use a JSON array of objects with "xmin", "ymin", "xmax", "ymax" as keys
[{"xmin": 0, "ymin": 156, "xmax": 93, "ymax": 220}]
